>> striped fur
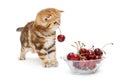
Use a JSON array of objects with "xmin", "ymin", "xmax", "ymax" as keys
[{"xmin": 17, "ymin": 8, "xmax": 63, "ymax": 67}]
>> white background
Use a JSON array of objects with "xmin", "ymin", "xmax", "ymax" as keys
[{"xmin": 0, "ymin": 0, "xmax": 120, "ymax": 80}]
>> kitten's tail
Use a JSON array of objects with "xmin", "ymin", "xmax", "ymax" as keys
[{"xmin": 16, "ymin": 27, "xmax": 23, "ymax": 32}]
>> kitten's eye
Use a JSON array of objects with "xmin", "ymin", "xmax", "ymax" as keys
[
  {"xmin": 53, "ymin": 21, "xmax": 57, "ymax": 24},
  {"xmin": 42, "ymin": 15, "xmax": 52, "ymax": 22},
  {"xmin": 44, "ymin": 18, "xmax": 48, "ymax": 21}
]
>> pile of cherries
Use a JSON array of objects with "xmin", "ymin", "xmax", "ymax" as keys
[{"xmin": 67, "ymin": 41, "xmax": 113, "ymax": 70}]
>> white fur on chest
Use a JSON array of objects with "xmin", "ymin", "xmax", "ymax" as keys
[{"xmin": 44, "ymin": 35, "xmax": 55, "ymax": 49}]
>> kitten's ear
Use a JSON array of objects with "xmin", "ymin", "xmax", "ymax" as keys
[{"xmin": 42, "ymin": 15, "xmax": 52, "ymax": 22}]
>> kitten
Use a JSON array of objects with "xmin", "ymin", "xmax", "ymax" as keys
[{"xmin": 16, "ymin": 8, "xmax": 63, "ymax": 67}]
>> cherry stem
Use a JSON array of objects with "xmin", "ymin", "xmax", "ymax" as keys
[
  {"xmin": 101, "ymin": 43, "xmax": 113, "ymax": 49},
  {"xmin": 58, "ymin": 27, "xmax": 62, "ymax": 34},
  {"xmin": 71, "ymin": 41, "xmax": 81, "ymax": 52},
  {"xmin": 103, "ymin": 50, "xmax": 106, "ymax": 54},
  {"xmin": 71, "ymin": 41, "xmax": 86, "ymax": 53},
  {"xmin": 91, "ymin": 45, "xmax": 94, "ymax": 50},
  {"xmin": 79, "ymin": 54, "xmax": 83, "ymax": 59},
  {"xmin": 71, "ymin": 45, "xmax": 77, "ymax": 49},
  {"xmin": 78, "ymin": 41, "xmax": 83, "ymax": 48},
  {"xmin": 75, "ymin": 42, "xmax": 79, "ymax": 51},
  {"xmin": 78, "ymin": 41, "xmax": 81, "ymax": 48},
  {"xmin": 81, "ymin": 43, "xmax": 85, "ymax": 47}
]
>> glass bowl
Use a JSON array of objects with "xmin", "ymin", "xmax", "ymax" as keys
[{"xmin": 62, "ymin": 56, "xmax": 105, "ymax": 74}]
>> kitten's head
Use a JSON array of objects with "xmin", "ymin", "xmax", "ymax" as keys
[{"xmin": 35, "ymin": 8, "xmax": 63, "ymax": 31}]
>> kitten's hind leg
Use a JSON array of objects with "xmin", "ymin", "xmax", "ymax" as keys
[{"xmin": 19, "ymin": 47, "xmax": 28, "ymax": 60}]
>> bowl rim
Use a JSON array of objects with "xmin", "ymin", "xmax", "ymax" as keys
[{"xmin": 61, "ymin": 56, "xmax": 105, "ymax": 62}]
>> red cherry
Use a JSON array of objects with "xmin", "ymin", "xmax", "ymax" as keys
[
  {"xmin": 73, "ymin": 62, "xmax": 80, "ymax": 68},
  {"xmin": 57, "ymin": 34, "xmax": 65, "ymax": 42},
  {"xmin": 79, "ymin": 48, "xmax": 88, "ymax": 54},
  {"xmin": 95, "ymin": 55, "xmax": 102, "ymax": 63},
  {"xmin": 88, "ymin": 61, "xmax": 96, "ymax": 69},
  {"xmin": 94, "ymin": 48, "xmax": 103, "ymax": 56},
  {"xmin": 79, "ymin": 61, "xmax": 88, "ymax": 69},
  {"xmin": 95, "ymin": 55, "xmax": 102, "ymax": 59},
  {"xmin": 87, "ymin": 50, "xmax": 96, "ymax": 59},
  {"xmin": 78, "ymin": 56, "xmax": 88, "ymax": 69},
  {"xmin": 80, "ymin": 56, "xmax": 87, "ymax": 60},
  {"xmin": 67, "ymin": 52, "xmax": 74, "ymax": 60},
  {"xmin": 71, "ymin": 54, "xmax": 80, "ymax": 60}
]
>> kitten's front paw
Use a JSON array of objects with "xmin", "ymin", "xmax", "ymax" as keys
[
  {"xmin": 19, "ymin": 56, "xmax": 26, "ymax": 60},
  {"xmin": 51, "ymin": 59, "xmax": 58, "ymax": 67},
  {"xmin": 42, "ymin": 60, "xmax": 58, "ymax": 67},
  {"xmin": 42, "ymin": 59, "xmax": 58, "ymax": 67},
  {"xmin": 43, "ymin": 61, "xmax": 52, "ymax": 68}
]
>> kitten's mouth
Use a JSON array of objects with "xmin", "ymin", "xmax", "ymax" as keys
[{"xmin": 52, "ymin": 27, "xmax": 58, "ymax": 31}]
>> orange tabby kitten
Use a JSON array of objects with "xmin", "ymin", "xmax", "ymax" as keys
[{"xmin": 16, "ymin": 8, "xmax": 63, "ymax": 67}]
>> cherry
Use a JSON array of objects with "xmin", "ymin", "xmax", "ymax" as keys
[
  {"xmin": 94, "ymin": 48, "xmax": 103, "ymax": 56},
  {"xmin": 80, "ymin": 56, "xmax": 87, "ymax": 60},
  {"xmin": 95, "ymin": 55, "xmax": 102, "ymax": 63},
  {"xmin": 79, "ymin": 48, "xmax": 88, "ymax": 54},
  {"xmin": 95, "ymin": 55, "xmax": 101, "ymax": 59},
  {"xmin": 77, "ymin": 56, "xmax": 88, "ymax": 69},
  {"xmin": 87, "ymin": 50, "xmax": 96, "ymax": 59},
  {"xmin": 73, "ymin": 62, "xmax": 80, "ymax": 68},
  {"xmin": 57, "ymin": 34, "xmax": 65, "ymax": 42},
  {"xmin": 67, "ymin": 52, "xmax": 74, "ymax": 60},
  {"xmin": 79, "ymin": 61, "xmax": 88, "ymax": 69},
  {"xmin": 57, "ymin": 27, "xmax": 65, "ymax": 42},
  {"xmin": 70, "ymin": 54, "xmax": 80, "ymax": 60},
  {"xmin": 67, "ymin": 53, "xmax": 80, "ymax": 60},
  {"xmin": 73, "ymin": 55, "xmax": 88, "ymax": 69},
  {"xmin": 94, "ymin": 43, "xmax": 113, "ymax": 56},
  {"xmin": 88, "ymin": 61, "xmax": 96, "ymax": 69}
]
